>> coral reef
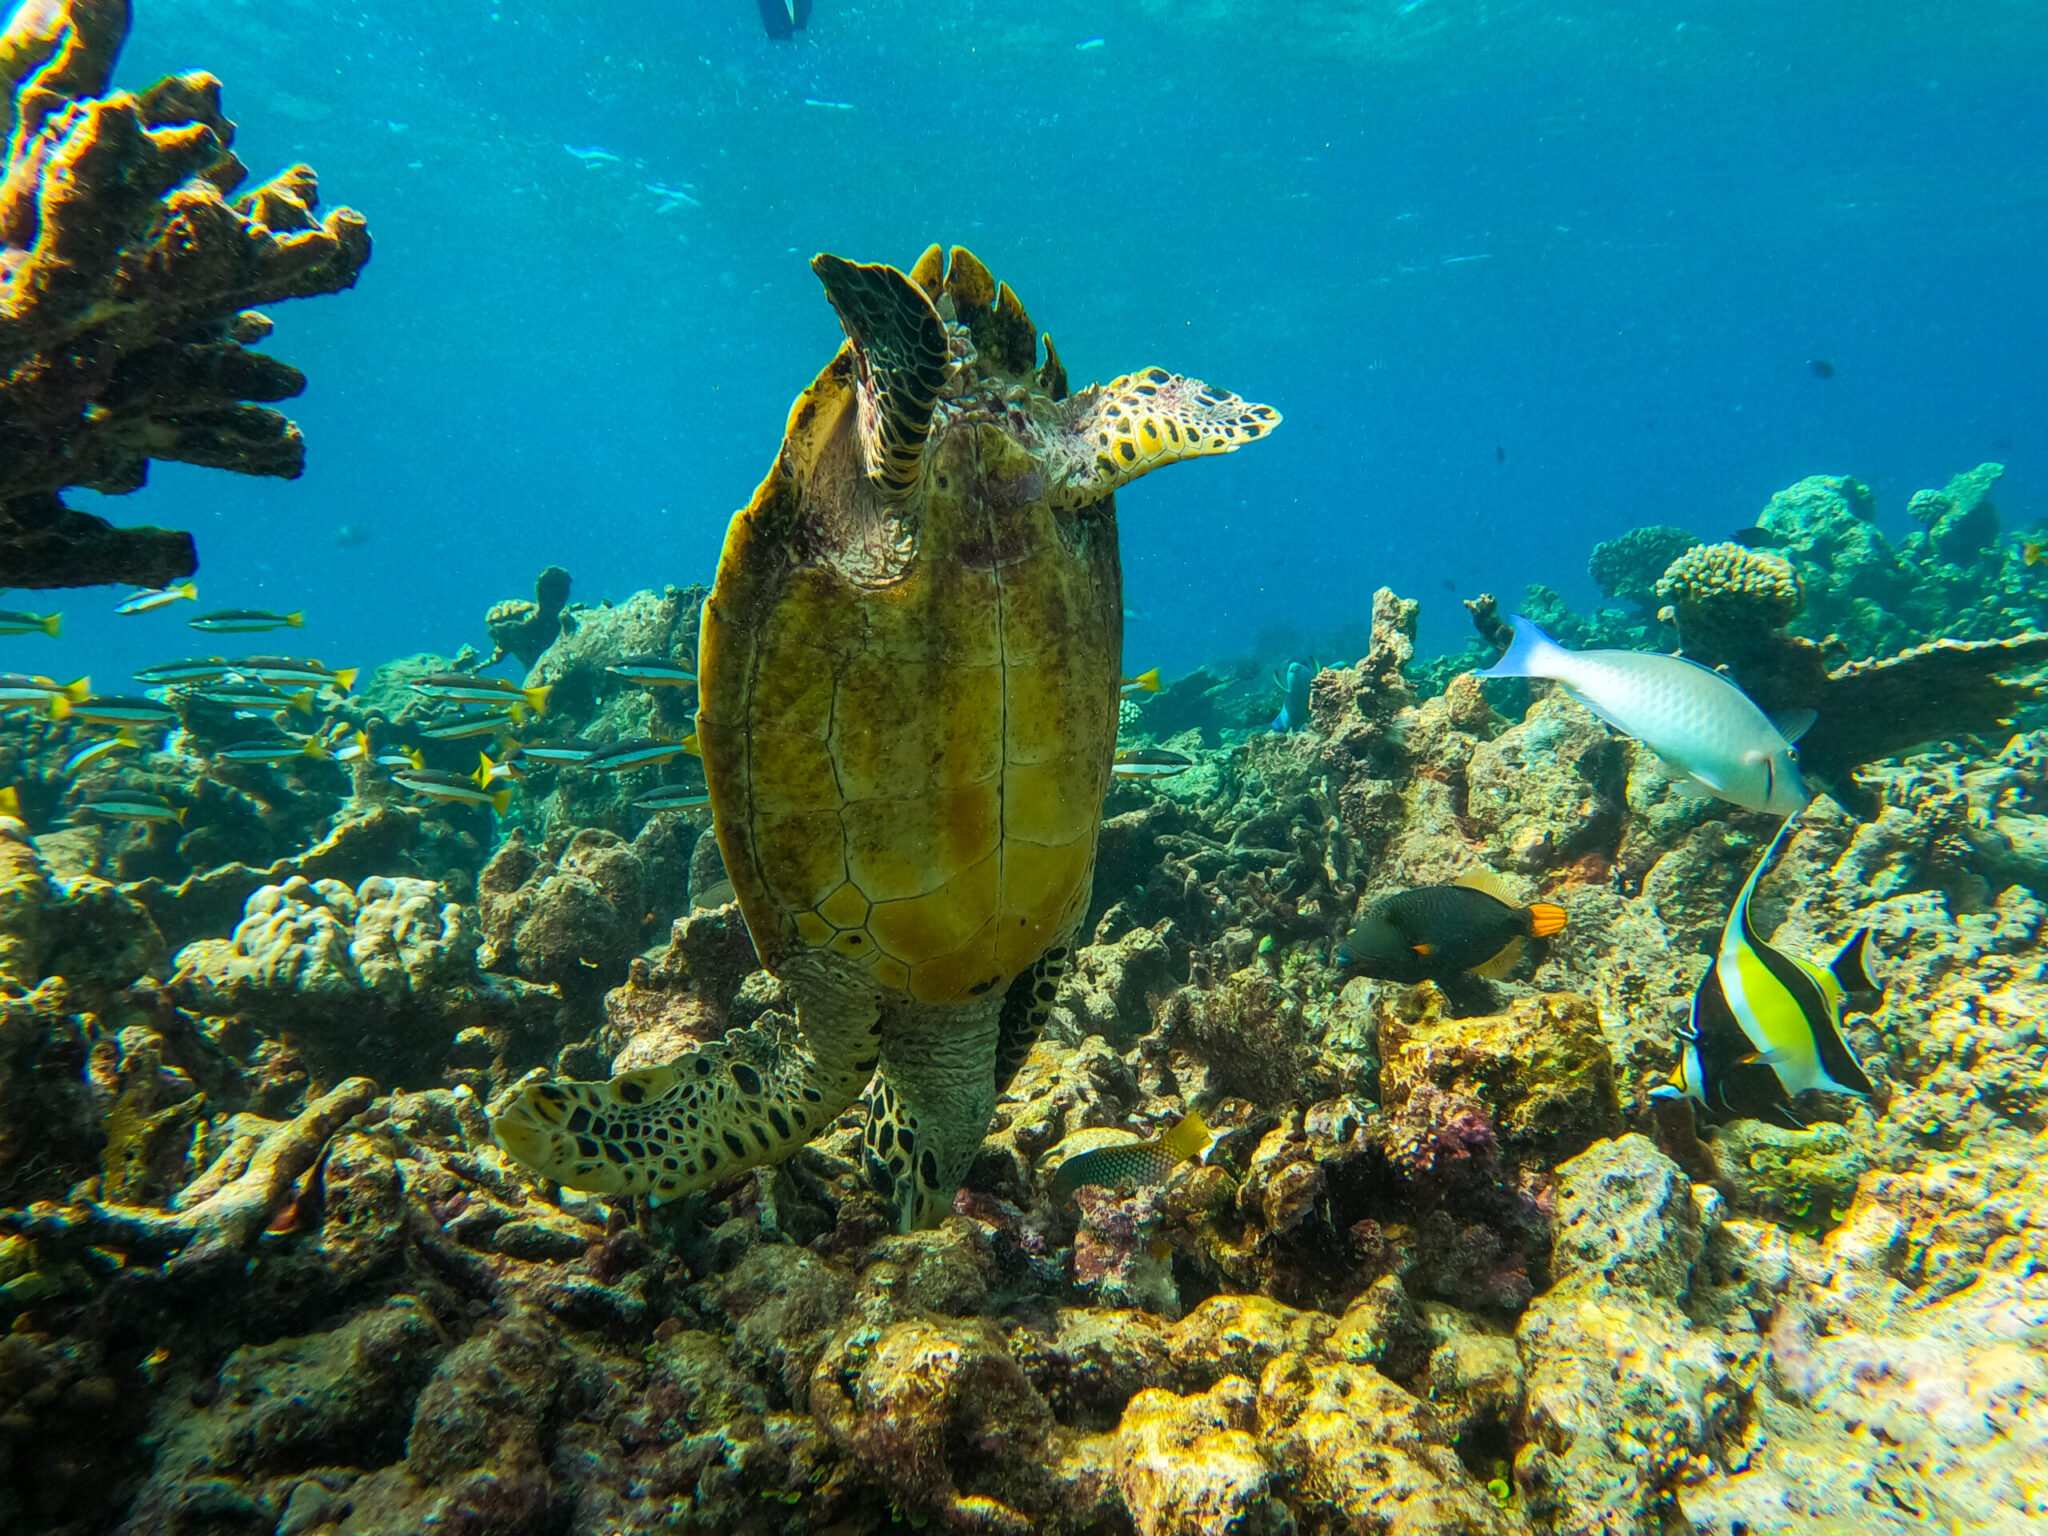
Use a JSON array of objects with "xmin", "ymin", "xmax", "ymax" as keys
[
  {"xmin": 0, "ymin": 0, "xmax": 371, "ymax": 586},
  {"xmin": 1587, "ymin": 524, "xmax": 1699, "ymax": 611},
  {"xmin": 1653, "ymin": 540, "xmax": 1803, "ymax": 666}
]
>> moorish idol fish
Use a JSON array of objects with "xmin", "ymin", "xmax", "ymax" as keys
[{"xmin": 1656, "ymin": 819, "xmax": 1878, "ymax": 1127}]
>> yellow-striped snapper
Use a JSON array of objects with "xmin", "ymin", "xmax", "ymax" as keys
[
  {"xmin": 0, "ymin": 673, "xmax": 89, "ymax": 711},
  {"xmin": 631, "ymin": 785, "xmax": 711, "ymax": 811},
  {"xmin": 411, "ymin": 673, "xmax": 551, "ymax": 716},
  {"xmin": 227, "ymin": 656, "xmax": 357, "ymax": 691},
  {"xmin": 499, "ymin": 742, "xmax": 596, "ymax": 768},
  {"xmin": 190, "ymin": 609, "xmax": 304, "ymax": 633},
  {"xmin": 1049, "ymin": 1111, "xmax": 1215, "ymax": 1201},
  {"xmin": 74, "ymin": 793, "xmax": 185, "ymax": 825},
  {"xmin": 0, "ymin": 610, "xmax": 60, "ymax": 638},
  {"xmin": 213, "ymin": 738, "xmax": 330, "ymax": 766},
  {"xmin": 583, "ymin": 738, "xmax": 693, "ymax": 773},
  {"xmin": 1112, "ymin": 747, "xmax": 1194, "ymax": 779},
  {"xmin": 116, "ymin": 583, "xmax": 198, "ymax": 615},
  {"xmin": 391, "ymin": 767, "xmax": 511, "ymax": 814},
  {"xmin": 1654, "ymin": 819, "xmax": 1878, "ymax": 1127},
  {"xmin": 188, "ymin": 684, "xmax": 316, "ymax": 714},
  {"xmin": 1121, "ymin": 667, "xmax": 1161, "ymax": 695},
  {"xmin": 50, "ymin": 695, "xmax": 179, "ymax": 728},
  {"xmin": 420, "ymin": 714, "xmax": 518, "ymax": 741},
  {"xmin": 133, "ymin": 658, "xmax": 233, "ymax": 685},
  {"xmin": 606, "ymin": 655, "xmax": 697, "ymax": 689}
]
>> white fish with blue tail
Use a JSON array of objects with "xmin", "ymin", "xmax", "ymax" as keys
[{"xmin": 1473, "ymin": 615, "xmax": 1813, "ymax": 815}]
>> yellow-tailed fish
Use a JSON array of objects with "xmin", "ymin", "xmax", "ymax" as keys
[
  {"xmin": 190, "ymin": 609, "xmax": 303, "ymax": 633},
  {"xmin": 0, "ymin": 785, "xmax": 20, "ymax": 821},
  {"xmin": 420, "ymin": 714, "xmax": 518, "ymax": 741},
  {"xmin": 411, "ymin": 673, "xmax": 551, "ymax": 715},
  {"xmin": 631, "ymin": 784, "xmax": 711, "ymax": 811},
  {"xmin": 229, "ymin": 656, "xmax": 357, "ymax": 691},
  {"xmin": 51, "ymin": 695, "xmax": 178, "ymax": 728},
  {"xmin": 1654, "ymin": 818, "xmax": 1878, "ymax": 1127},
  {"xmin": 392, "ymin": 767, "xmax": 512, "ymax": 813},
  {"xmin": 0, "ymin": 610, "xmax": 60, "ymax": 638},
  {"xmin": 583, "ymin": 737, "xmax": 693, "ymax": 773},
  {"xmin": 213, "ymin": 738, "xmax": 329, "ymax": 766},
  {"xmin": 606, "ymin": 654, "xmax": 697, "ymax": 688},
  {"xmin": 116, "ymin": 583, "xmax": 198, "ymax": 615},
  {"xmin": 1121, "ymin": 667, "xmax": 1161, "ymax": 695},
  {"xmin": 474, "ymin": 751, "xmax": 520, "ymax": 788},
  {"xmin": 134, "ymin": 658, "xmax": 231, "ymax": 685},
  {"xmin": 62, "ymin": 732, "xmax": 142, "ymax": 774},
  {"xmin": 1049, "ymin": 1111, "xmax": 1215, "ymax": 1201},
  {"xmin": 2023, "ymin": 539, "xmax": 2045, "ymax": 567}
]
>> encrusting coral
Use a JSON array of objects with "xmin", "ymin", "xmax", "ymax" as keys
[{"xmin": 0, "ymin": 0, "xmax": 370, "ymax": 587}]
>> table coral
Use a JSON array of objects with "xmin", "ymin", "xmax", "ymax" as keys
[{"xmin": 0, "ymin": 0, "xmax": 370, "ymax": 586}]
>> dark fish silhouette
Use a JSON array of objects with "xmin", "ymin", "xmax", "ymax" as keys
[
  {"xmin": 1336, "ymin": 871, "xmax": 1567, "ymax": 984},
  {"xmin": 1807, "ymin": 358, "xmax": 1836, "ymax": 379},
  {"xmin": 1730, "ymin": 526, "xmax": 1786, "ymax": 550},
  {"xmin": 759, "ymin": 0, "xmax": 812, "ymax": 39}
]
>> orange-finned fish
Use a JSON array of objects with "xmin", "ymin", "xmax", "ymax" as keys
[
  {"xmin": 1050, "ymin": 1111, "xmax": 1215, "ymax": 1201},
  {"xmin": 1336, "ymin": 870, "xmax": 1568, "ymax": 984}
]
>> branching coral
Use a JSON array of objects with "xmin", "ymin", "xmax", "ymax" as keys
[{"xmin": 0, "ymin": 0, "xmax": 370, "ymax": 587}]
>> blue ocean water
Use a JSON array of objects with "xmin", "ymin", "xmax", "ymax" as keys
[{"xmin": 40, "ymin": 0, "xmax": 2048, "ymax": 691}]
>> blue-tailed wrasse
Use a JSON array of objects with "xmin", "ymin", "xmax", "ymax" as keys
[
  {"xmin": 606, "ymin": 654, "xmax": 698, "ymax": 689},
  {"xmin": 1654, "ymin": 819, "xmax": 1878, "ymax": 1128},
  {"xmin": 226, "ymin": 656, "xmax": 358, "ymax": 692},
  {"xmin": 1121, "ymin": 668, "xmax": 1161, "ymax": 695},
  {"xmin": 62, "ymin": 732, "xmax": 143, "ymax": 774},
  {"xmin": 133, "ymin": 658, "xmax": 233, "ymax": 686},
  {"xmin": 188, "ymin": 683, "xmax": 316, "ymax": 714},
  {"xmin": 0, "ymin": 610, "xmax": 60, "ymax": 638},
  {"xmin": 74, "ymin": 793, "xmax": 184, "ymax": 825},
  {"xmin": 419, "ymin": 713, "xmax": 519, "ymax": 742},
  {"xmin": 190, "ymin": 609, "xmax": 303, "ymax": 633},
  {"xmin": 631, "ymin": 785, "xmax": 711, "ymax": 812},
  {"xmin": 116, "ymin": 583, "xmax": 198, "ymax": 615},
  {"xmin": 213, "ymin": 737, "xmax": 330, "ymax": 766},
  {"xmin": 583, "ymin": 737, "xmax": 694, "ymax": 773},
  {"xmin": 1048, "ymin": 1111, "xmax": 1215, "ymax": 1201},
  {"xmin": 1337, "ymin": 871, "xmax": 1568, "ymax": 984},
  {"xmin": 1112, "ymin": 747, "xmax": 1194, "ymax": 780},
  {"xmin": 390, "ymin": 767, "xmax": 512, "ymax": 814},
  {"xmin": 410, "ymin": 673, "xmax": 551, "ymax": 717},
  {"xmin": 48, "ymin": 694, "xmax": 179, "ymax": 729}
]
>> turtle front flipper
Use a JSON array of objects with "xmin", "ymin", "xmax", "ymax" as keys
[
  {"xmin": 1049, "ymin": 369, "xmax": 1281, "ymax": 508},
  {"xmin": 492, "ymin": 994, "xmax": 880, "ymax": 1203},
  {"xmin": 812, "ymin": 252, "xmax": 950, "ymax": 502}
]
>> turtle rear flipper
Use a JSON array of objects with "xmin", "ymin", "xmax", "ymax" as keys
[
  {"xmin": 813, "ymin": 253, "xmax": 950, "ymax": 502},
  {"xmin": 1052, "ymin": 369, "xmax": 1281, "ymax": 508},
  {"xmin": 491, "ymin": 996, "xmax": 879, "ymax": 1203}
]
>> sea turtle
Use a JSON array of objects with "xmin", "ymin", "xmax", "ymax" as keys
[{"xmin": 492, "ymin": 244, "xmax": 1279, "ymax": 1229}]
